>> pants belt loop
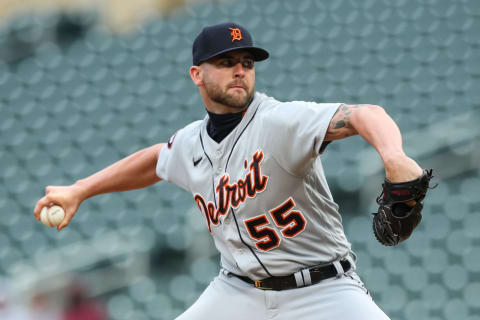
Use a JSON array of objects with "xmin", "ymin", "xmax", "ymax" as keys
[
  {"xmin": 293, "ymin": 271, "xmax": 304, "ymax": 287},
  {"xmin": 348, "ymin": 251, "xmax": 358, "ymax": 271},
  {"xmin": 301, "ymin": 269, "xmax": 312, "ymax": 286},
  {"xmin": 332, "ymin": 260, "xmax": 345, "ymax": 278},
  {"xmin": 221, "ymin": 268, "xmax": 229, "ymax": 276}
]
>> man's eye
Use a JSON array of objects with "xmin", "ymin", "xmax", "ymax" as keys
[
  {"xmin": 242, "ymin": 60, "xmax": 254, "ymax": 69},
  {"xmin": 218, "ymin": 59, "xmax": 253, "ymax": 68},
  {"xmin": 220, "ymin": 60, "xmax": 234, "ymax": 67}
]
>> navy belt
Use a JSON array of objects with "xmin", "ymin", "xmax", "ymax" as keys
[{"xmin": 230, "ymin": 259, "xmax": 351, "ymax": 291}]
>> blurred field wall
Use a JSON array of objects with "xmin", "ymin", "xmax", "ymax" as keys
[{"xmin": 0, "ymin": 0, "xmax": 479, "ymax": 319}]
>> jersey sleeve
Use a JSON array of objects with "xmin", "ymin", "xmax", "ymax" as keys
[
  {"xmin": 156, "ymin": 128, "xmax": 192, "ymax": 192},
  {"xmin": 263, "ymin": 101, "xmax": 341, "ymax": 176}
]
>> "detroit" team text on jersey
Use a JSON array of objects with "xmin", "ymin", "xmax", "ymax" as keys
[{"xmin": 194, "ymin": 151, "xmax": 268, "ymax": 232}]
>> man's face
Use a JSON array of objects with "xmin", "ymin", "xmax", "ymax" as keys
[{"xmin": 200, "ymin": 50, "xmax": 255, "ymax": 111}]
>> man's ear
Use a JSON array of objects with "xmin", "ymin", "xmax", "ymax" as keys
[{"xmin": 190, "ymin": 66, "xmax": 203, "ymax": 87}]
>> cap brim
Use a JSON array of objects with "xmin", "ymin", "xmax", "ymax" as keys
[{"xmin": 197, "ymin": 46, "xmax": 269, "ymax": 65}]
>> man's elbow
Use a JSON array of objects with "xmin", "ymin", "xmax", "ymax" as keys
[
  {"xmin": 351, "ymin": 104, "xmax": 387, "ymax": 125},
  {"xmin": 364, "ymin": 104, "xmax": 385, "ymax": 114}
]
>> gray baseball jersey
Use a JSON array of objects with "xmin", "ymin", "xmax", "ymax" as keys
[{"xmin": 156, "ymin": 92, "xmax": 351, "ymax": 279}]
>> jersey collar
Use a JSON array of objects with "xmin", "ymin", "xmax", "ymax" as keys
[{"xmin": 201, "ymin": 92, "xmax": 263, "ymax": 146}]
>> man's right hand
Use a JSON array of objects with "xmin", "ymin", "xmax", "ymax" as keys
[
  {"xmin": 33, "ymin": 144, "xmax": 163, "ymax": 231},
  {"xmin": 34, "ymin": 184, "xmax": 86, "ymax": 231}
]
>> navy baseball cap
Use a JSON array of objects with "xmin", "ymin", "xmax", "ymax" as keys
[{"xmin": 192, "ymin": 22, "xmax": 269, "ymax": 66}]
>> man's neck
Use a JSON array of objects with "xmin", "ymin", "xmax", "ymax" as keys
[{"xmin": 206, "ymin": 110, "xmax": 244, "ymax": 143}]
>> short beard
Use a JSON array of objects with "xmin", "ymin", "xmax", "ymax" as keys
[{"xmin": 203, "ymin": 78, "xmax": 254, "ymax": 111}]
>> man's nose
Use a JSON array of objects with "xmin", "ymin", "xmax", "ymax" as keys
[{"xmin": 233, "ymin": 63, "xmax": 246, "ymax": 77}]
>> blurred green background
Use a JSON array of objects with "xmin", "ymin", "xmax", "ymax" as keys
[{"xmin": 0, "ymin": 0, "xmax": 479, "ymax": 319}]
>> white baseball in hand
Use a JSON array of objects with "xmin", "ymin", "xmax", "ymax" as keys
[{"xmin": 40, "ymin": 205, "xmax": 65, "ymax": 227}]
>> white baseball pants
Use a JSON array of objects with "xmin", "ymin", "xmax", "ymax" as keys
[{"xmin": 175, "ymin": 269, "xmax": 390, "ymax": 320}]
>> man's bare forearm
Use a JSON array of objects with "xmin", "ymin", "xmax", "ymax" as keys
[
  {"xmin": 351, "ymin": 106, "xmax": 422, "ymax": 181},
  {"xmin": 75, "ymin": 143, "xmax": 164, "ymax": 201},
  {"xmin": 34, "ymin": 143, "xmax": 164, "ymax": 230},
  {"xmin": 348, "ymin": 106, "xmax": 404, "ymax": 161}
]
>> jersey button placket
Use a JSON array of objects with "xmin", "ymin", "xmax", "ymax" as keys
[{"xmin": 215, "ymin": 149, "xmax": 223, "ymax": 175}]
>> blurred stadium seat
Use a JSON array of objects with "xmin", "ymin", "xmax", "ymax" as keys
[{"xmin": 0, "ymin": 0, "xmax": 479, "ymax": 319}]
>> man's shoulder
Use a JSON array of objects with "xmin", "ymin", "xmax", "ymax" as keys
[
  {"xmin": 181, "ymin": 119, "xmax": 204, "ymax": 134},
  {"xmin": 168, "ymin": 119, "xmax": 204, "ymax": 147},
  {"xmin": 255, "ymin": 92, "xmax": 282, "ymax": 111},
  {"xmin": 256, "ymin": 93, "xmax": 309, "ymax": 119},
  {"xmin": 256, "ymin": 92, "xmax": 317, "ymax": 113},
  {"xmin": 257, "ymin": 93, "xmax": 342, "ymax": 114},
  {"xmin": 256, "ymin": 93, "xmax": 343, "ymax": 130}
]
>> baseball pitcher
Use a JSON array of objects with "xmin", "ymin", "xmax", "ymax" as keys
[{"xmin": 34, "ymin": 22, "xmax": 434, "ymax": 319}]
